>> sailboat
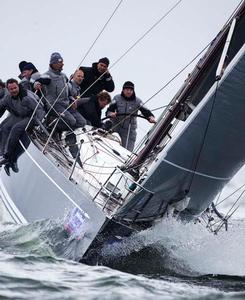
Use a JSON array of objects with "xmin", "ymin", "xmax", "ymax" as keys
[{"xmin": 0, "ymin": 2, "xmax": 245, "ymax": 263}]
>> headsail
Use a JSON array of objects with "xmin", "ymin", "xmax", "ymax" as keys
[{"xmin": 115, "ymin": 3, "xmax": 245, "ymax": 222}]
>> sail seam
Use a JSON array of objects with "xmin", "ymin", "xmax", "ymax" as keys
[{"xmin": 162, "ymin": 158, "xmax": 231, "ymax": 180}]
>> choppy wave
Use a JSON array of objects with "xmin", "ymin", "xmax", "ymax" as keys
[
  {"xmin": 0, "ymin": 252, "xmax": 245, "ymax": 300},
  {"xmin": 0, "ymin": 219, "xmax": 85, "ymax": 261},
  {"xmin": 1, "ymin": 214, "xmax": 245, "ymax": 298}
]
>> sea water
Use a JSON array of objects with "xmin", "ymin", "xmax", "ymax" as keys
[{"xmin": 0, "ymin": 202, "xmax": 245, "ymax": 300}]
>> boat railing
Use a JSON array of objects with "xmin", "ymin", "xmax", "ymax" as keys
[{"xmin": 92, "ymin": 166, "xmax": 154, "ymax": 217}]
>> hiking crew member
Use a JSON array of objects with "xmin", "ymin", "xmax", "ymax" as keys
[
  {"xmin": 36, "ymin": 52, "xmax": 86, "ymax": 132},
  {"xmin": 68, "ymin": 69, "xmax": 84, "ymax": 100},
  {"xmin": 0, "ymin": 79, "xmax": 45, "ymax": 174},
  {"xmin": 76, "ymin": 91, "xmax": 111, "ymax": 128}
]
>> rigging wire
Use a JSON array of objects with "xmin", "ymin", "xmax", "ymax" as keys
[
  {"xmin": 108, "ymin": 0, "xmax": 183, "ymax": 70},
  {"xmin": 215, "ymin": 182, "xmax": 245, "ymax": 207},
  {"xmin": 75, "ymin": 0, "xmax": 123, "ymax": 69},
  {"xmin": 38, "ymin": 1, "xmax": 124, "ymax": 141},
  {"xmin": 142, "ymin": 43, "xmax": 211, "ymax": 107},
  {"xmin": 111, "ymin": 1, "xmax": 245, "ymax": 156},
  {"xmin": 218, "ymin": 188, "xmax": 245, "ymax": 221},
  {"xmin": 45, "ymin": 0, "xmax": 183, "ymax": 140},
  {"xmin": 33, "ymin": 1, "xmax": 243, "ymax": 157},
  {"xmin": 208, "ymin": 182, "xmax": 245, "ymax": 231},
  {"xmin": 120, "ymin": 45, "xmax": 211, "ymax": 161},
  {"xmin": 104, "ymin": 41, "xmax": 212, "ymax": 143},
  {"xmin": 224, "ymin": 0, "xmax": 244, "ymax": 26},
  {"xmin": 45, "ymin": 0, "xmax": 240, "ymax": 124},
  {"xmin": 77, "ymin": 0, "xmax": 183, "ymax": 100},
  {"xmin": 101, "ymin": 1, "xmax": 244, "ymax": 158},
  {"xmin": 212, "ymin": 205, "xmax": 239, "ymax": 233}
]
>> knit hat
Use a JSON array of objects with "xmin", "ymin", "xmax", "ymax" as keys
[
  {"xmin": 19, "ymin": 61, "xmax": 28, "ymax": 72},
  {"xmin": 50, "ymin": 52, "xmax": 63, "ymax": 65},
  {"xmin": 22, "ymin": 62, "xmax": 38, "ymax": 73},
  {"xmin": 123, "ymin": 81, "xmax": 134, "ymax": 90},
  {"xmin": 98, "ymin": 57, "xmax": 110, "ymax": 66}
]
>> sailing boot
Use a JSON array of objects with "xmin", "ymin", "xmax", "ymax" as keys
[
  {"xmin": 11, "ymin": 162, "xmax": 19, "ymax": 173},
  {"xmin": 4, "ymin": 164, "xmax": 11, "ymax": 176}
]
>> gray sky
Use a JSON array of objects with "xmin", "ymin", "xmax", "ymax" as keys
[{"xmin": 0, "ymin": 0, "xmax": 241, "ymax": 135}]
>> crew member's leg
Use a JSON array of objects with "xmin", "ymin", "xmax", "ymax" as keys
[
  {"xmin": 5, "ymin": 118, "xmax": 30, "ymax": 172},
  {"xmin": 70, "ymin": 110, "xmax": 87, "ymax": 128},
  {"xmin": 53, "ymin": 104, "xmax": 76, "ymax": 131}
]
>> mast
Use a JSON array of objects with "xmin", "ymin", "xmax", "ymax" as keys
[{"xmin": 129, "ymin": 2, "xmax": 245, "ymax": 170}]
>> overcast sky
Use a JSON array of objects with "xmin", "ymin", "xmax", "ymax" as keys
[
  {"xmin": 1, "ymin": 0, "xmax": 241, "ymax": 138},
  {"xmin": 1, "ymin": 0, "xmax": 241, "ymax": 137},
  {"xmin": 1, "ymin": 0, "xmax": 241, "ymax": 102}
]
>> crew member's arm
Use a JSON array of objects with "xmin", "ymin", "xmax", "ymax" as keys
[
  {"xmin": 139, "ymin": 104, "xmax": 156, "ymax": 123},
  {"xmin": 102, "ymin": 71, "xmax": 115, "ymax": 93},
  {"xmin": 106, "ymin": 100, "xmax": 117, "ymax": 118},
  {"xmin": 33, "ymin": 75, "xmax": 51, "ymax": 91}
]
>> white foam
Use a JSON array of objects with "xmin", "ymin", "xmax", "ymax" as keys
[{"xmin": 102, "ymin": 217, "xmax": 245, "ymax": 276}]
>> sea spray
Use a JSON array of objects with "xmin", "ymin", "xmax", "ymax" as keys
[{"xmin": 101, "ymin": 217, "xmax": 245, "ymax": 276}]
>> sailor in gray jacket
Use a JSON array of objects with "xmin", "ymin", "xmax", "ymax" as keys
[
  {"xmin": 68, "ymin": 69, "xmax": 84, "ymax": 99},
  {"xmin": 36, "ymin": 53, "xmax": 86, "ymax": 131},
  {"xmin": 66, "ymin": 69, "xmax": 87, "ymax": 160},
  {"xmin": 0, "ymin": 78, "xmax": 45, "ymax": 173},
  {"xmin": 106, "ymin": 81, "xmax": 156, "ymax": 151}
]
